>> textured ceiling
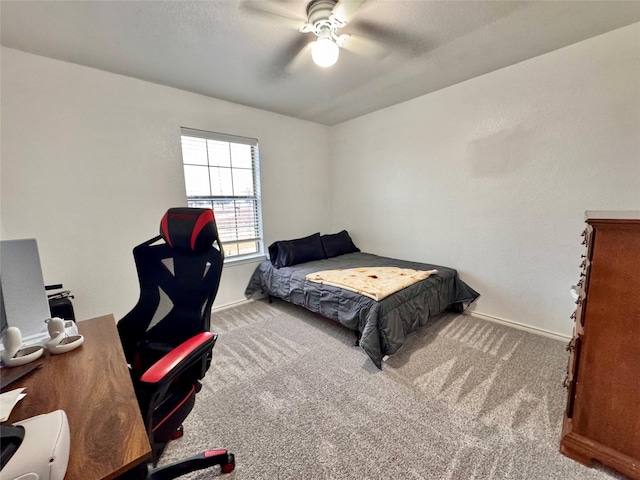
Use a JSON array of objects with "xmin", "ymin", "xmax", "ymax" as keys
[{"xmin": 2, "ymin": 1, "xmax": 639, "ymax": 125}]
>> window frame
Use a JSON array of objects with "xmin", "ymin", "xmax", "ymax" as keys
[{"xmin": 180, "ymin": 127, "xmax": 264, "ymax": 262}]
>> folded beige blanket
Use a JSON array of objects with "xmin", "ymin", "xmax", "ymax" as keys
[{"xmin": 306, "ymin": 266, "xmax": 438, "ymax": 301}]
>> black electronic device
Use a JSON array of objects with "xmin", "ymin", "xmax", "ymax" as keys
[
  {"xmin": 0, "ymin": 362, "xmax": 43, "ymax": 391},
  {"xmin": 45, "ymin": 285, "xmax": 75, "ymax": 322}
]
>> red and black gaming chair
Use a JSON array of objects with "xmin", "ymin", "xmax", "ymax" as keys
[{"xmin": 117, "ymin": 207, "xmax": 235, "ymax": 479}]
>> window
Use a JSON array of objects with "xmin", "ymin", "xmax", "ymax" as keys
[{"xmin": 180, "ymin": 127, "xmax": 263, "ymax": 260}]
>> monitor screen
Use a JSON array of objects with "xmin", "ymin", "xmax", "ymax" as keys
[
  {"xmin": 0, "ymin": 280, "xmax": 7, "ymax": 338},
  {"xmin": 0, "ymin": 239, "xmax": 51, "ymax": 338}
]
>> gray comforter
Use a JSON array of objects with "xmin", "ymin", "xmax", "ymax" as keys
[{"xmin": 245, "ymin": 252, "xmax": 479, "ymax": 368}]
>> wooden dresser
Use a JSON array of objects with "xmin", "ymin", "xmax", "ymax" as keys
[{"xmin": 560, "ymin": 211, "xmax": 640, "ymax": 479}]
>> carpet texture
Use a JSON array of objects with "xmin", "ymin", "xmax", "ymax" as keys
[{"xmin": 159, "ymin": 299, "xmax": 620, "ymax": 479}]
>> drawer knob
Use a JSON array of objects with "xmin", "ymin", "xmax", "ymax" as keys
[{"xmin": 566, "ymin": 339, "xmax": 575, "ymax": 352}]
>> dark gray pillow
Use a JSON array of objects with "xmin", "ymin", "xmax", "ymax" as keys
[
  {"xmin": 321, "ymin": 230, "xmax": 360, "ymax": 258},
  {"xmin": 269, "ymin": 233, "xmax": 326, "ymax": 268},
  {"xmin": 268, "ymin": 241, "xmax": 281, "ymax": 266}
]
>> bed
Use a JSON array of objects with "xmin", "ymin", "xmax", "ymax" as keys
[{"xmin": 244, "ymin": 232, "xmax": 479, "ymax": 368}]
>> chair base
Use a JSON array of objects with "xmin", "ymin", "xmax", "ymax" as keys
[
  {"xmin": 147, "ymin": 450, "xmax": 235, "ymax": 480},
  {"xmin": 117, "ymin": 450, "xmax": 234, "ymax": 480}
]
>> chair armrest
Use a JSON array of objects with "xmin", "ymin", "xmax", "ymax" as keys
[{"xmin": 140, "ymin": 332, "xmax": 217, "ymax": 385}]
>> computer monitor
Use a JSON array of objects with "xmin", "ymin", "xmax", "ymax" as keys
[
  {"xmin": 0, "ymin": 281, "xmax": 7, "ymax": 339},
  {"xmin": 0, "ymin": 239, "xmax": 51, "ymax": 342}
]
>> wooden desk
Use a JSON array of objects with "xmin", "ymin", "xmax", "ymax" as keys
[{"xmin": 6, "ymin": 315, "xmax": 152, "ymax": 480}]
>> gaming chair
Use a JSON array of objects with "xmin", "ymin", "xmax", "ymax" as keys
[{"xmin": 117, "ymin": 207, "xmax": 235, "ymax": 479}]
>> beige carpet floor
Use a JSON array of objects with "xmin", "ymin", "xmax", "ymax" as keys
[{"xmin": 159, "ymin": 299, "xmax": 621, "ymax": 479}]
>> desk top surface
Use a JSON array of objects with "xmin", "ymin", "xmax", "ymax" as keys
[{"xmin": 5, "ymin": 314, "xmax": 151, "ymax": 480}]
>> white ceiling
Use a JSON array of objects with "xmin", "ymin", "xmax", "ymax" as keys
[{"xmin": 2, "ymin": 1, "xmax": 639, "ymax": 126}]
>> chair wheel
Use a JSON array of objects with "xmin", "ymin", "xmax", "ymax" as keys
[
  {"xmin": 171, "ymin": 425, "xmax": 184, "ymax": 440},
  {"xmin": 221, "ymin": 462, "xmax": 235, "ymax": 474}
]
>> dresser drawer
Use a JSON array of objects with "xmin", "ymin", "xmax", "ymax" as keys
[{"xmin": 563, "ymin": 335, "xmax": 582, "ymax": 419}]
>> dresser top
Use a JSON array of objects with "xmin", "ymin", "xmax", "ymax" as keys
[{"xmin": 586, "ymin": 210, "xmax": 640, "ymax": 222}]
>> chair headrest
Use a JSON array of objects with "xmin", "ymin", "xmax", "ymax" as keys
[{"xmin": 160, "ymin": 208, "xmax": 220, "ymax": 254}]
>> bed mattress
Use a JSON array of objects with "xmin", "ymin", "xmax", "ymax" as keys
[{"xmin": 245, "ymin": 252, "xmax": 479, "ymax": 368}]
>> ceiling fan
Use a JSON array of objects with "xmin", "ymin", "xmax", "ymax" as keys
[{"xmin": 241, "ymin": 0, "xmax": 389, "ymax": 70}]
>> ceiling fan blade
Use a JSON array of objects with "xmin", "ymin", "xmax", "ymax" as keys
[
  {"xmin": 330, "ymin": 0, "xmax": 367, "ymax": 23},
  {"xmin": 353, "ymin": 20, "xmax": 428, "ymax": 56},
  {"xmin": 338, "ymin": 33, "xmax": 390, "ymax": 60},
  {"xmin": 285, "ymin": 42, "xmax": 314, "ymax": 74},
  {"xmin": 240, "ymin": 1, "xmax": 306, "ymax": 31}
]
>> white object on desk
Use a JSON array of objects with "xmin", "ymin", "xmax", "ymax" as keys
[
  {"xmin": 46, "ymin": 334, "xmax": 84, "ymax": 355},
  {"xmin": 45, "ymin": 317, "xmax": 84, "ymax": 354},
  {"xmin": 1, "ymin": 326, "xmax": 45, "ymax": 367},
  {"xmin": 2, "ymin": 409, "xmax": 70, "ymax": 480},
  {"xmin": 0, "ymin": 387, "xmax": 26, "ymax": 422}
]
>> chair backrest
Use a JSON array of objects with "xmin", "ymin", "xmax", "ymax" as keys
[{"xmin": 118, "ymin": 208, "xmax": 224, "ymax": 365}]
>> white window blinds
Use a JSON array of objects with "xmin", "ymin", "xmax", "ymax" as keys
[{"xmin": 180, "ymin": 127, "xmax": 263, "ymax": 259}]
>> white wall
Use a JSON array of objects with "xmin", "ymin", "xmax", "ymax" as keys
[
  {"xmin": 1, "ymin": 47, "xmax": 331, "ymax": 322},
  {"xmin": 2, "ymin": 23, "xmax": 639, "ymax": 337},
  {"xmin": 329, "ymin": 23, "xmax": 640, "ymax": 337}
]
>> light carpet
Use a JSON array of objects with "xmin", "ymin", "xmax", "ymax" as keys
[{"xmin": 159, "ymin": 299, "xmax": 620, "ymax": 479}]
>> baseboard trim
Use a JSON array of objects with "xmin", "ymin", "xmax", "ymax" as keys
[
  {"xmin": 465, "ymin": 311, "xmax": 571, "ymax": 342},
  {"xmin": 212, "ymin": 301, "xmax": 572, "ymax": 342},
  {"xmin": 212, "ymin": 298, "xmax": 254, "ymax": 313}
]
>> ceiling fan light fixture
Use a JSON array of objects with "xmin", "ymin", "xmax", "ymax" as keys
[{"xmin": 311, "ymin": 36, "xmax": 339, "ymax": 67}]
